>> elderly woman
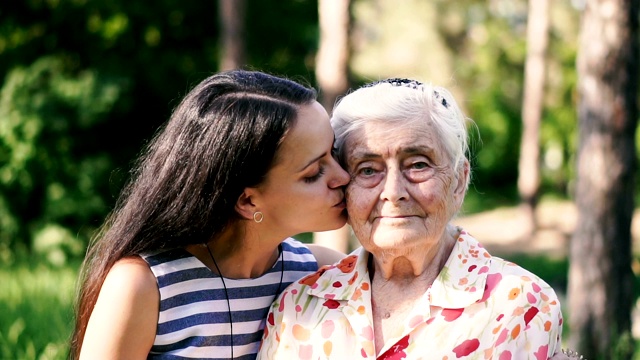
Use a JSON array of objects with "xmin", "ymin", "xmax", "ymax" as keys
[{"xmin": 257, "ymin": 79, "xmax": 565, "ymax": 359}]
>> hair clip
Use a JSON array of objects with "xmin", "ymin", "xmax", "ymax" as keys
[
  {"xmin": 363, "ymin": 78, "xmax": 449, "ymax": 108},
  {"xmin": 363, "ymin": 78, "xmax": 423, "ymax": 89},
  {"xmin": 433, "ymin": 90, "xmax": 449, "ymax": 109}
]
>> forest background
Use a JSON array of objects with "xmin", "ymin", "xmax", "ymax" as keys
[{"xmin": 0, "ymin": 0, "xmax": 638, "ymax": 359}]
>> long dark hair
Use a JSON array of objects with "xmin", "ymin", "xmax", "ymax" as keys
[{"xmin": 69, "ymin": 70, "xmax": 317, "ymax": 358}]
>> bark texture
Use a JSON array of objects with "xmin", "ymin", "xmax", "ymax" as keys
[
  {"xmin": 569, "ymin": 1, "xmax": 639, "ymax": 358},
  {"xmin": 218, "ymin": 0, "xmax": 245, "ymax": 71},
  {"xmin": 313, "ymin": 0, "xmax": 352, "ymax": 253},
  {"xmin": 517, "ymin": 0, "xmax": 550, "ymax": 236}
]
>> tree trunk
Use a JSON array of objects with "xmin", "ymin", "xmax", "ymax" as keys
[
  {"xmin": 218, "ymin": 0, "xmax": 246, "ymax": 71},
  {"xmin": 313, "ymin": 0, "xmax": 352, "ymax": 254},
  {"xmin": 568, "ymin": 0, "xmax": 639, "ymax": 358},
  {"xmin": 517, "ymin": 0, "xmax": 549, "ymax": 237},
  {"xmin": 315, "ymin": 0, "xmax": 350, "ymax": 111}
]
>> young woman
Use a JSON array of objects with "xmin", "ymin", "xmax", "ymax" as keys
[{"xmin": 70, "ymin": 70, "xmax": 350, "ymax": 359}]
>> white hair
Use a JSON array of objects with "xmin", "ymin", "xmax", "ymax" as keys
[{"xmin": 331, "ymin": 80, "xmax": 471, "ymax": 173}]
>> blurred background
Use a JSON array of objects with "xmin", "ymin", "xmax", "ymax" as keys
[{"xmin": 0, "ymin": 0, "xmax": 638, "ymax": 359}]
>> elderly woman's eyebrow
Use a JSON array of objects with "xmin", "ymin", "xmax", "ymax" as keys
[
  {"xmin": 348, "ymin": 145, "xmax": 435, "ymax": 161},
  {"xmin": 348, "ymin": 151, "xmax": 379, "ymax": 161},
  {"xmin": 402, "ymin": 145, "xmax": 434, "ymax": 155}
]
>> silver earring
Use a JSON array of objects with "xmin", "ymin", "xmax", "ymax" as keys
[{"xmin": 253, "ymin": 211, "xmax": 264, "ymax": 223}]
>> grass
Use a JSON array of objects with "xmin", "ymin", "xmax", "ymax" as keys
[
  {"xmin": 496, "ymin": 252, "xmax": 569, "ymax": 293},
  {"xmin": 0, "ymin": 258, "xmax": 79, "ymax": 360},
  {"xmin": 1, "ymin": 252, "xmax": 638, "ymax": 359}
]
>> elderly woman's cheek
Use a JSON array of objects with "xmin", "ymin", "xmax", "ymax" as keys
[
  {"xmin": 432, "ymin": 174, "xmax": 455, "ymax": 206},
  {"xmin": 346, "ymin": 184, "xmax": 370, "ymax": 209},
  {"xmin": 441, "ymin": 175, "xmax": 462, "ymax": 216},
  {"xmin": 345, "ymin": 187, "xmax": 374, "ymax": 234}
]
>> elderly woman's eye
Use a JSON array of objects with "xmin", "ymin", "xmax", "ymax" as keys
[
  {"xmin": 360, "ymin": 167, "xmax": 376, "ymax": 176},
  {"xmin": 411, "ymin": 162, "xmax": 429, "ymax": 170}
]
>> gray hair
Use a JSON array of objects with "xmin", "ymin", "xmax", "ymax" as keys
[{"xmin": 331, "ymin": 79, "xmax": 470, "ymax": 172}]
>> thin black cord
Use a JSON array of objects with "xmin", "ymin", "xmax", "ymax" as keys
[
  {"xmin": 276, "ymin": 244, "xmax": 284, "ymax": 295},
  {"xmin": 205, "ymin": 243, "xmax": 284, "ymax": 360},
  {"xmin": 206, "ymin": 243, "xmax": 234, "ymax": 359}
]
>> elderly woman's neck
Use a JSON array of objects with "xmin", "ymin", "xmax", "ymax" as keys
[{"xmin": 369, "ymin": 225, "xmax": 459, "ymax": 283}]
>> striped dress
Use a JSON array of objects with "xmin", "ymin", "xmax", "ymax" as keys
[{"xmin": 142, "ymin": 238, "xmax": 318, "ymax": 360}]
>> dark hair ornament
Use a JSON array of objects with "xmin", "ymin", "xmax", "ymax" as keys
[{"xmin": 363, "ymin": 78, "xmax": 449, "ymax": 108}]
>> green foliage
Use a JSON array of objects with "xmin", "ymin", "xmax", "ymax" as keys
[
  {"xmin": 350, "ymin": 0, "xmax": 581, "ymax": 206},
  {"xmin": 293, "ymin": 232, "xmax": 314, "ymax": 244},
  {"xmin": 445, "ymin": 3, "xmax": 528, "ymax": 194},
  {"xmin": 0, "ymin": 258, "xmax": 79, "ymax": 360},
  {"xmin": 0, "ymin": 56, "xmax": 125, "ymax": 265},
  {"xmin": 245, "ymin": 1, "xmax": 320, "ymax": 79},
  {"xmin": 0, "ymin": 0, "xmax": 320, "ymax": 259},
  {"xmin": 452, "ymin": 0, "xmax": 580, "ymax": 204},
  {"xmin": 497, "ymin": 252, "xmax": 569, "ymax": 291},
  {"xmin": 539, "ymin": 6, "xmax": 579, "ymax": 197}
]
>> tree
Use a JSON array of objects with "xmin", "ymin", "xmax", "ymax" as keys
[
  {"xmin": 218, "ymin": 0, "xmax": 246, "ymax": 71},
  {"xmin": 313, "ymin": 0, "xmax": 352, "ymax": 253},
  {"xmin": 0, "ymin": 56, "xmax": 125, "ymax": 264},
  {"xmin": 568, "ymin": 0, "xmax": 638, "ymax": 358},
  {"xmin": 517, "ymin": 0, "xmax": 549, "ymax": 236},
  {"xmin": 315, "ymin": 0, "xmax": 350, "ymax": 110},
  {"xmin": 0, "ymin": 0, "xmax": 322, "ymax": 260}
]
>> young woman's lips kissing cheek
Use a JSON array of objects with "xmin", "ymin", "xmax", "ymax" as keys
[{"xmin": 333, "ymin": 196, "xmax": 346, "ymax": 210}]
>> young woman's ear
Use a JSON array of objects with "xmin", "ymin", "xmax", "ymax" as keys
[{"xmin": 235, "ymin": 188, "xmax": 258, "ymax": 221}]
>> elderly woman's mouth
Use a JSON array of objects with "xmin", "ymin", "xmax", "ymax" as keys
[{"xmin": 375, "ymin": 215, "xmax": 416, "ymax": 221}]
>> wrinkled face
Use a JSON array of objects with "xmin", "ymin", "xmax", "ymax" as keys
[
  {"xmin": 344, "ymin": 119, "xmax": 467, "ymax": 254},
  {"xmin": 254, "ymin": 101, "xmax": 350, "ymax": 237}
]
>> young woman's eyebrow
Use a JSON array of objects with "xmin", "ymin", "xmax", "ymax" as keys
[{"xmin": 298, "ymin": 152, "xmax": 327, "ymax": 172}]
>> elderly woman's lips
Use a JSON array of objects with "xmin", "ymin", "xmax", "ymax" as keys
[{"xmin": 375, "ymin": 215, "xmax": 415, "ymax": 221}]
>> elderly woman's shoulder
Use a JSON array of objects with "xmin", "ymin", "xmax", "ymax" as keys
[
  {"xmin": 484, "ymin": 255, "xmax": 562, "ymax": 309},
  {"xmin": 457, "ymin": 229, "xmax": 557, "ymax": 293},
  {"xmin": 489, "ymin": 255, "xmax": 552, "ymax": 284}
]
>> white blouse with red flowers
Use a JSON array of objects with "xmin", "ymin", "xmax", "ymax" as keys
[{"xmin": 257, "ymin": 230, "xmax": 563, "ymax": 360}]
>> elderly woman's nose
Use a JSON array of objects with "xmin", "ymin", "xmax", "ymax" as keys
[
  {"xmin": 380, "ymin": 168, "xmax": 408, "ymax": 202},
  {"xmin": 328, "ymin": 160, "xmax": 350, "ymax": 188}
]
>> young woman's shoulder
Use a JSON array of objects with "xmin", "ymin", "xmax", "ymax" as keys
[
  {"xmin": 306, "ymin": 243, "xmax": 346, "ymax": 267},
  {"xmin": 79, "ymin": 256, "xmax": 159, "ymax": 359},
  {"xmin": 283, "ymin": 237, "xmax": 346, "ymax": 267},
  {"xmin": 106, "ymin": 256, "xmax": 159, "ymax": 295}
]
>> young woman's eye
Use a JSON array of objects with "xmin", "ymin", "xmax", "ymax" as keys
[{"xmin": 304, "ymin": 166, "xmax": 325, "ymax": 183}]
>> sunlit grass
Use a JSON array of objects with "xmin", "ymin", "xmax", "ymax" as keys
[
  {"xmin": 0, "ymin": 259, "xmax": 78, "ymax": 360},
  {"xmin": 0, "ymin": 253, "xmax": 638, "ymax": 359}
]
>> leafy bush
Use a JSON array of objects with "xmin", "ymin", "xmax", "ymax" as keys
[{"xmin": 0, "ymin": 56, "xmax": 125, "ymax": 265}]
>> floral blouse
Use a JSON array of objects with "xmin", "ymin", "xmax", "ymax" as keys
[{"xmin": 257, "ymin": 229, "xmax": 563, "ymax": 359}]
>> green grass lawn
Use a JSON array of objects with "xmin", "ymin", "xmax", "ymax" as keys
[
  {"xmin": 0, "ymin": 253, "xmax": 638, "ymax": 360},
  {"xmin": 0, "ymin": 259, "xmax": 78, "ymax": 360}
]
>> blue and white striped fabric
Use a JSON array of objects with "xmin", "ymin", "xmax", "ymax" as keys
[{"xmin": 142, "ymin": 238, "xmax": 318, "ymax": 360}]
